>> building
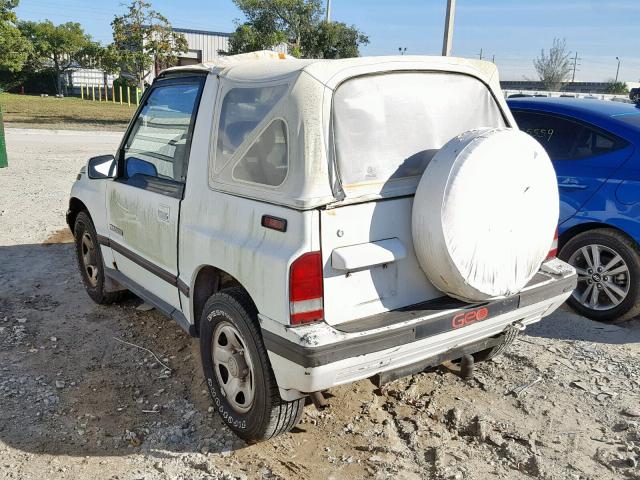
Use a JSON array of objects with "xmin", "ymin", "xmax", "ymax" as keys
[
  {"xmin": 173, "ymin": 27, "xmax": 232, "ymax": 66},
  {"xmin": 150, "ymin": 27, "xmax": 287, "ymax": 82},
  {"xmin": 146, "ymin": 27, "xmax": 233, "ymax": 83},
  {"xmin": 64, "ymin": 27, "xmax": 286, "ymax": 93}
]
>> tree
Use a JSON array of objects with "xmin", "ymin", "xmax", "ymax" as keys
[
  {"xmin": 0, "ymin": 0, "xmax": 31, "ymax": 73},
  {"xmin": 110, "ymin": 0, "xmax": 188, "ymax": 90},
  {"xmin": 302, "ymin": 20, "xmax": 369, "ymax": 59},
  {"xmin": 605, "ymin": 80, "xmax": 628, "ymax": 95},
  {"xmin": 533, "ymin": 38, "xmax": 572, "ymax": 91},
  {"xmin": 226, "ymin": 0, "xmax": 368, "ymax": 58},
  {"xmin": 19, "ymin": 20, "xmax": 99, "ymax": 94},
  {"xmin": 226, "ymin": 23, "xmax": 286, "ymax": 55}
]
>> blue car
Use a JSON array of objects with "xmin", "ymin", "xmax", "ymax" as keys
[{"xmin": 507, "ymin": 98, "xmax": 640, "ymax": 322}]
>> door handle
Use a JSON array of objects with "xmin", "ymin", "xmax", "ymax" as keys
[
  {"xmin": 559, "ymin": 183, "xmax": 588, "ymax": 190},
  {"xmin": 157, "ymin": 204, "xmax": 170, "ymax": 223}
]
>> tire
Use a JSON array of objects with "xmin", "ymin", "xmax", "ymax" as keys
[
  {"xmin": 472, "ymin": 327, "xmax": 519, "ymax": 363},
  {"xmin": 412, "ymin": 128, "xmax": 558, "ymax": 301},
  {"xmin": 200, "ymin": 287, "xmax": 304, "ymax": 443},
  {"xmin": 559, "ymin": 228, "xmax": 640, "ymax": 323},
  {"xmin": 73, "ymin": 211, "xmax": 126, "ymax": 304}
]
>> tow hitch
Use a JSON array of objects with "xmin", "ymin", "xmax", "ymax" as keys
[
  {"xmin": 310, "ymin": 391, "xmax": 328, "ymax": 410},
  {"xmin": 460, "ymin": 354, "xmax": 475, "ymax": 380}
]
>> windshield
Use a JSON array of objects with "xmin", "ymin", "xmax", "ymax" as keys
[{"xmin": 333, "ymin": 72, "xmax": 506, "ymax": 189}]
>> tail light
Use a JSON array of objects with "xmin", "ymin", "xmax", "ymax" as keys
[
  {"xmin": 546, "ymin": 228, "xmax": 558, "ymax": 259},
  {"xmin": 289, "ymin": 251, "xmax": 324, "ymax": 325}
]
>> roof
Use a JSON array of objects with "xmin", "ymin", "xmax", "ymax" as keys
[
  {"xmin": 507, "ymin": 97, "xmax": 640, "ymax": 137},
  {"xmin": 507, "ymin": 97, "xmax": 638, "ymax": 119},
  {"xmin": 172, "ymin": 27, "xmax": 231, "ymax": 37},
  {"xmin": 162, "ymin": 51, "xmax": 500, "ymax": 89}
]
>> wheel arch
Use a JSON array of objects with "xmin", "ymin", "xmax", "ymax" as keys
[
  {"xmin": 67, "ymin": 197, "xmax": 89, "ymax": 231},
  {"xmin": 559, "ymin": 221, "xmax": 639, "ymax": 251},
  {"xmin": 190, "ymin": 264, "xmax": 256, "ymax": 336}
]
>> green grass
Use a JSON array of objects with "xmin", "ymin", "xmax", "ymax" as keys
[{"xmin": 0, "ymin": 93, "xmax": 137, "ymax": 131}]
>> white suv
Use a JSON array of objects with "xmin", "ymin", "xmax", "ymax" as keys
[{"xmin": 67, "ymin": 52, "xmax": 576, "ymax": 442}]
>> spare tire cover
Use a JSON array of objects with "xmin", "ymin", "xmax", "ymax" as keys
[{"xmin": 412, "ymin": 128, "xmax": 559, "ymax": 302}]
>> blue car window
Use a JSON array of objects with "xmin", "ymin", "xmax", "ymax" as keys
[{"xmin": 513, "ymin": 110, "xmax": 626, "ymax": 161}]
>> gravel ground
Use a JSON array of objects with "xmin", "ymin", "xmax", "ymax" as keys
[{"xmin": 1, "ymin": 128, "xmax": 640, "ymax": 480}]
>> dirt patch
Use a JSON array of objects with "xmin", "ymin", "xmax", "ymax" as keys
[{"xmin": 43, "ymin": 228, "xmax": 74, "ymax": 245}]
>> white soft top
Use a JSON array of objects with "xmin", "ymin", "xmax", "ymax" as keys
[
  {"xmin": 163, "ymin": 50, "xmax": 500, "ymax": 90},
  {"xmin": 162, "ymin": 51, "xmax": 512, "ymax": 210}
]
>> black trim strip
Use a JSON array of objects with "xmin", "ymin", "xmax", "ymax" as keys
[
  {"xmin": 98, "ymin": 235, "xmax": 190, "ymax": 297},
  {"xmin": 109, "ymin": 239, "xmax": 176, "ymax": 286},
  {"xmin": 97, "ymin": 234, "xmax": 110, "ymax": 246},
  {"xmin": 177, "ymin": 278, "xmax": 190, "ymax": 297},
  {"xmin": 97, "ymin": 235, "xmax": 191, "ymax": 298},
  {"xmin": 117, "ymin": 175, "xmax": 184, "ymax": 199},
  {"xmin": 262, "ymin": 272, "xmax": 577, "ymax": 368},
  {"xmin": 104, "ymin": 267, "xmax": 196, "ymax": 336},
  {"xmin": 335, "ymin": 295, "xmax": 517, "ymax": 334}
]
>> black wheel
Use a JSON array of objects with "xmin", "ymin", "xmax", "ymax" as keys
[
  {"xmin": 200, "ymin": 287, "xmax": 304, "ymax": 442},
  {"xmin": 472, "ymin": 327, "xmax": 519, "ymax": 363},
  {"xmin": 73, "ymin": 211, "xmax": 125, "ymax": 304},
  {"xmin": 559, "ymin": 228, "xmax": 640, "ymax": 323}
]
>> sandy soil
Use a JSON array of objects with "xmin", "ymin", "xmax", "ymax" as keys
[{"xmin": 1, "ymin": 128, "xmax": 639, "ymax": 480}]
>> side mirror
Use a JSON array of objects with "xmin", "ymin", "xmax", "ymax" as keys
[{"xmin": 87, "ymin": 155, "xmax": 117, "ymax": 179}]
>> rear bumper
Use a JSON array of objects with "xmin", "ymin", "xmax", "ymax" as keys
[{"xmin": 261, "ymin": 258, "xmax": 576, "ymax": 395}]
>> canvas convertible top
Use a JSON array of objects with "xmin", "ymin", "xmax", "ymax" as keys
[
  {"xmin": 160, "ymin": 52, "xmax": 514, "ymax": 210},
  {"xmin": 162, "ymin": 50, "xmax": 502, "ymax": 90}
]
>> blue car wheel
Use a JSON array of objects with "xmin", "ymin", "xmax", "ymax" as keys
[{"xmin": 559, "ymin": 229, "xmax": 640, "ymax": 323}]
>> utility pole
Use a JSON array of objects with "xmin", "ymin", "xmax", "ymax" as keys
[
  {"xmin": 326, "ymin": 0, "xmax": 331, "ymax": 22},
  {"xmin": 615, "ymin": 56, "xmax": 621, "ymax": 83},
  {"xmin": 441, "ymin": 0, "xmax": 456, "ymax": 56},
  {"xmin": 478, "ymin": 48, "xmax": 483, "ymax": 60},
  {"xmin": 571, "ymin": 52, "xmax": 581, "ymax": 82},
  {"xmin": 491, "ymin": 54, "xmax": 495, "ymax": 63}
]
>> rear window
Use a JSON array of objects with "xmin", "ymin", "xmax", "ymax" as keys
[{"xmin": 332, "ymin": 72, "xmax": 506, "ymax": 187}]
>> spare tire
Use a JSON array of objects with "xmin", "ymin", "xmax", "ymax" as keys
[{"xmin": 412, "ymin": 128, "xmax": 558, "ymax": 302}]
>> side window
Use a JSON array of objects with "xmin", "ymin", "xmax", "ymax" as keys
[
  {"xmin": 513, "ymin": 110, "xmax": 626, "ymax": 160},
  {"xmin": 216, "ymin": 84, "xmax": 288, "ymax": 170},
  {"xmin": 123, "ymin": 78, "xmax": 203, "ymax": 184},
  {"xmin": 513, "ymin": 111, "xmax": 582, "ymax": 160},
  {"xmin": 232, "ymin": 120, "xmax": 288, "ymax": 186},
  {"xmin": 573, "ymin": 128, "xmax": 623, "ymax": 159}
]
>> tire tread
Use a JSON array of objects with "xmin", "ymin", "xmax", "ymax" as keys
[
  {"xmin": 560, "ymin": 228, "xmax": 640, "ymax": 323},
  {"xmin": 201, "ymin": 287, "xmax": 304, "ymax": 442},
  {"xmin": 74, "ymin": 211, "xmax": 127, "ymax": 305}
]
